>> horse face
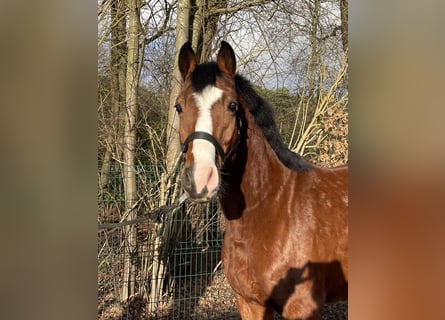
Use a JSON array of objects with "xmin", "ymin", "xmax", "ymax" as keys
[{"xmin": 175, "ymin": 42, "xmax": 239, "ymax": 202}]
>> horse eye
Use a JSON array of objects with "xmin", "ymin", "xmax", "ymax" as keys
[
  {"xmin": 174, "ymin": 104, "xmax": 183, "ymax": 114},
  {"xmin": 228, "ymin": 102, "xmax": 238, "ymax": 112}
]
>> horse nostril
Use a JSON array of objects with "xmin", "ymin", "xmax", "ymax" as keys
[{"xmin": 182, "ymin": 167, "xmax": 193, "ymax": 191}]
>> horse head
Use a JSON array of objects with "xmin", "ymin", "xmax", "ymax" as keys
[{"xmin": 175, "ymin": 41, "xmax": 242, "ymax": 201}]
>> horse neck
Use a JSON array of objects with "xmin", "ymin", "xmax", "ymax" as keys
[{"xmin": 219, "ymin": 111, "xmax": 289, "ymax": 221}]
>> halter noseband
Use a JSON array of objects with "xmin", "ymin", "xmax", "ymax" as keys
[{"xmin": 181, "ymin": 106, "xmax": 242, "ymax": 167}]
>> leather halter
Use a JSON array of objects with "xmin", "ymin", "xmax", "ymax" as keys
[{"xmin": 181, "ymin": 105, "xmax": 242, "ymax": 167}]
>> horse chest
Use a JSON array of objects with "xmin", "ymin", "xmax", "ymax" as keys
[{"xmin": 222, "ymin": 234, "xmax": 272, "ymax": 302}]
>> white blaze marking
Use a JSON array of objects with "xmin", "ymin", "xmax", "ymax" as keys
[
  {"xmin": 192, "ymin": 85, "xmax": 223, "ymax": 163},
  {"xmin": 190, "ymin": 85, "xmax": 222, "ymax": 195}
]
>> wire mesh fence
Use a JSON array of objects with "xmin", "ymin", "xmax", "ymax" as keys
[{"xmin": 97, "ymin": 163, "xmax": 240, "ymax": 319}]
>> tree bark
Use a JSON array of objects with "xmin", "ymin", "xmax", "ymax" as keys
[
  {"xmin": 100, "ymin": 0, "xmax": 127, "ymax": 199},
  {"xmin": 147, "ymin": 0, "xmax": 192, "ymax": 310},
  {"xmin": 191, "ymin": 0, "xmax": 228, "ymax": 63},
  {"xmin": 166, "ymin": 0, "xmax": 191, "ymax": 173},
  {"xmin": 201, "ymin": 0, "xmax": 227, "ymax": 62},
  {"xmin": 340, "ymin": 0, "xmax": 348, "ymax": 54},
  {"xmin": 191, "ymin": 0, "xmax": 205, "ymax": 58},
  {"xmin": 121, "ymin": 0, "xmax": 140, "ymax": 302},
  {"xmin": 309, "ymin": 0, "xmax": 320, "ymax": 97}
]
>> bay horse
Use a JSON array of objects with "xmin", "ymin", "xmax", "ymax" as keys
[{"xmin": 175, "ymin": 41, "xmax": 348, "ymax": 320}]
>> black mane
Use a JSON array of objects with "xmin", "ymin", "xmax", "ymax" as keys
[{"xmin": 235, "ymin": 75, "xmax": 313, "ymax": 172}]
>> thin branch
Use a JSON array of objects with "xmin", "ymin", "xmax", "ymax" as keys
[
  {"xmin": 319, "ymin": 25, "xmax": 341, "ymax": 42},
  {"xmin": 144, "ymin": 0, "xmax": 176, "ymax": 44},
  {"xmin": 209, "ymin": 0, "xmax": 271, "ymax": 15}
]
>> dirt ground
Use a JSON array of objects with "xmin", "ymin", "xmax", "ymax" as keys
[{"xmin": 99, "ymin": 270, "xmax": 347, "ymax": 319}]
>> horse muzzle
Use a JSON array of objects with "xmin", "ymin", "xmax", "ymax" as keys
[{"xmin": 182, "ymin": 164, "xmax": 219, "ymax": 202}]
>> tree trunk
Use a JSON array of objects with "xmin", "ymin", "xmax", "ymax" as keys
[
  {"xmin": 309, "ymin": 0, "xmax": 320, "ymax": 98},
  {"xmin": 340, "ymin": 0, "xmax": 348, "ymax": 54},
  {"xmin": 100, "ymin": 0, "xmax": 127, "ymax": 200},
  {"xmin": 191, "ymin": 0, "xmax": 205, "ymax": 59},
  {"xmin": 121, "ymin": 0, "xmax": 140, "ymax": 302},
  {"xmin": 99, "ymin": 150, "xmax": 112, "ymax": 199},
  {"xmin": 166, "ymin": 0, "xmax": 191, "ymax": 173},
  {"xmin": 201, "ymin": 0, "xmax": 227, "ymax": 62},
  {"xmin": 146, "ymin": 0, "xmax": 191, "ymax": 311},
  {"xmin": 191, "ymin": 0, "xmax": 227, "ymax": 63}
]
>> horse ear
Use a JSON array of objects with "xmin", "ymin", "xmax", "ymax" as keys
[
  {"xmin": 178, "ymin": 42, "xmax": 197, "ymax": 80},
  {"xmin": 217, "ymin": 41, "xmax": 236, "ymax": 78}
]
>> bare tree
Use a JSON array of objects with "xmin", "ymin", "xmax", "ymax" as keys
[
  {"xmin": 165, "ymin": 0, "xmax": 191, "ymax": 173},
  {"xmin": 99, "ymin": 0, "xmax": 127, "ymax": 199},
  {"xmin": 309, "ymin": 0, "xmax": 321, "ymax": 97},
  {"xmin": 121, "ymin": 0, "xmax": 142, "ymax": 301},
  {"xmin": 191, "ymin": 0, "xmax": 229, "ymax": 62}
]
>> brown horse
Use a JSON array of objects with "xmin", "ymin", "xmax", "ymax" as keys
[{"xmin": 175, "ymin": 41, "xmax": 348, "ymax": 320}]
